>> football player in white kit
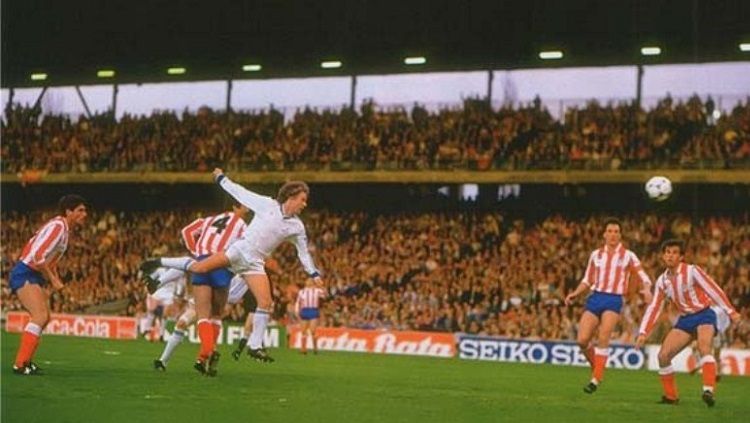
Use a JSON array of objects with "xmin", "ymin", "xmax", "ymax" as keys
[
  {"xmin": 142, "ymin": 168, "xmax": 324, "ymax": 363},
  {"xmin": 141, "ymin": 268, "xmax": 188, "ymax": 339}
]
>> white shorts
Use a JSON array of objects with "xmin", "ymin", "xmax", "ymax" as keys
[
  {"xmin": 227, "ymin": 276, "xmax": 248, "ymax": 305},
  {"xmin": 151, "ymin": 282, "xmax": 179, "ymax": 305},
  {"xmin": 711, "ymin": 306, "xmax": 730, "ymax": 349},
  {"xmin": 712, "ymin": 306, "xmax": 730, "ymax": 334},
  {"xmin": 225, "ymin": 241, "xmax": 266, "ymax": 275}
]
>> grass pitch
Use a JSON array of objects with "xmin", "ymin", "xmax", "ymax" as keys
[{"xmin": 2, "ymin": 331, "xmax": 749, "ymax": 423}]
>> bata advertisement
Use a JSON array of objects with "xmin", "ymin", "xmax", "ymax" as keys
[
  {"xmin": 288, "ymin": 326, "xmax": 455, "ymax": 358},
  {"xmin": 5, "ymin": 311, "xmax": 138, "ymax": 340}
]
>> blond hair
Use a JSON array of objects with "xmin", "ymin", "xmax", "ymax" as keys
[{"xmin": 277, "ymin": 181, "xmax": 309, "ymax": 203}]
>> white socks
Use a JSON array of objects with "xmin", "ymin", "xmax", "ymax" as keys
[
  {"xmin": 25, "ymin": 322, "xmax": 42, "ymax": 336},
  {"xmin": 143, "ymin": 312, "xmax": 156, "ymax": 332},
  {"xmin": 158, "ymin": 268, "xmax": 186, "ymax": 287},
  {"xmin": 248, "ymin": 308, "xmax": 270, "ymax": 349},
  {"xmin": 658, "ymin": 365, "xmax": 675, "ymax": 375},
  {"xmin": 161, "ymin": 257, "xmax": 195, "ymax": 272},
  {"xmin": 159, "ymin": 330, "xmax": 185, "ymax": 365}
]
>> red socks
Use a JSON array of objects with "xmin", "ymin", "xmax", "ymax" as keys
[
  {"xmin": 14, "ymin": 323, "xmax": 42, "ymax": 368},
  {"xmin": 592, "ymin": 347, "xmax": 608, "ymax": 383},
  {"xmin": 659, "ymin": 366, "xmax": 679, "ymax": 400},
  {"xmin": 197, "ymin": 319, "xmax": 215, "ymax": 360},
  {"xmin": 701, "ymin": 356, "xmax": 717, "ymax": 392}
]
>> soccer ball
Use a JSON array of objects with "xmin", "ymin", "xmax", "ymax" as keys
[{"xmin": 645, "ymin": 176, "xmax": 672, "ymax": 201}]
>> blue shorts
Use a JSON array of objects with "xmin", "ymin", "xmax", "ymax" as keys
[
  {"xmin": 300, "ymin": 308, "xmax": 320, "ymax": 321},
  {"xmin": 584, "ymin": 292, "xmax": 623, "ymax": 317},
  {"xmin": 191, "ymin": 255, "xmax": 233, "ymax": 288},
  {"xmin": 675, "ymin": 308, "xmax": 717, "ymax": 335},
  {"xmin": 9, "ymin": 262, "xmax": 46, "ymax": 293}
]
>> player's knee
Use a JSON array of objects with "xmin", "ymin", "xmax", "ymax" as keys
[
  {"xmin": 576, "ymin": 336, "xmax": 589, "ymax": 349},
  {"xmin": 657, "ymin": 349, "xmax": 673, "ymax": 365},
  {"xmin": 257, "ymin": 298, "xmax": 273, "ymax": 310},
  {"xmin": 596, "ymin": 335, "xmax": 610, "ymax": 348},
  {"xmin": 697, "ymin": 345, "xmax": 712, "ymax": 357},
  {"xmin": 33, "ymin": 309, "xmax": 50, "ymax": 327}
]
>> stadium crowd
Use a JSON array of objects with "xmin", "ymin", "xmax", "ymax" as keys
[
  {"xmin": 2, "ymin": 209, "xmax": 749, "ymax": 347},
  {"xmin": 2, "ymin": 95, "xmax": 749, "ymax": 174}
]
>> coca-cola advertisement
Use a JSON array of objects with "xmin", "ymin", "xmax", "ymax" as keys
[
  {"xmin": 5, "ymin": 311, "xmax": 138, "ymax": 340},
  {"xmin": 287, "ymin": 326, "xmax": 455, "ymax": 358}
]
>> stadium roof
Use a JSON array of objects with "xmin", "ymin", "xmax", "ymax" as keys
[{"xmin": 3, "ymin": 0, "xmax": 749, "ymax": 87}]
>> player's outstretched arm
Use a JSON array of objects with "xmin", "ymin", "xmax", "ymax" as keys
[
  {"xmin": 291, "ymin": 230, "xmax": 321, "ymax": 280},
  {"xmin": 213, "ymin": 168, "xmax": 275, "ymax": 212}
]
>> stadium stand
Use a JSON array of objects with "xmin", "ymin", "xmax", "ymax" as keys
[{"xmin": 2, "ymin": 95, "xmax": 748, "ymax": 174}]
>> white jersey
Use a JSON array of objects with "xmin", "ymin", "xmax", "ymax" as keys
[{"xmin": 217, "ymin": 175, "xmax": 319, "ymax": 276}]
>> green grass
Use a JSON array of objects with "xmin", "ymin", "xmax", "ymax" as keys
[{"xmin": 2, "ymin": 331, "xmax": 749, "ymax": 423}]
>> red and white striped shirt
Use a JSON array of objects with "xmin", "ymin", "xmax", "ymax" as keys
[
  {"xmin": 581, "ymin": 243, "xmax": 651, "ymax": 295},
  {"xmin": 639, "ymin": 263, "xmax": 738, "ymax": 336},
  {"xmin": 181, "ymin": 212, "xmax": 246, "ymax": 256},
  {"xmin": 18, "ymin": 216, "xmax": 69, "ymax": 270},
  {"xmin": 296, "ymin": 286, "xmax": 326, "ymax": 313}
]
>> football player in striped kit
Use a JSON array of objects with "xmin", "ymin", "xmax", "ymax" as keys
[
  {"xmin": 564, "ymin": 218, "xmax": 653, "ymax": 394},
  {"xmin": 636, "ymin": 239, "xmax": 741, "ymax": 407},
  {"xmin": 295, "ymin": 278, "xmax": 328, "ymax": 354},
  {"xmin": 146, "ymin": 203, "xmax": 249, "ymax": 376},
  {"xmin": 141, "ymin": 267, "xmax": 188, "ymax": 340},
  {"xmin": 9, "ymin": 195, "xmax": 88, "ymax": 375}
]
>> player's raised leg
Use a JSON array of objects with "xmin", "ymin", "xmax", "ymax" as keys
[{"xmin": 142, "ymin": 252, "xmax": 231, "ymax": 277}]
